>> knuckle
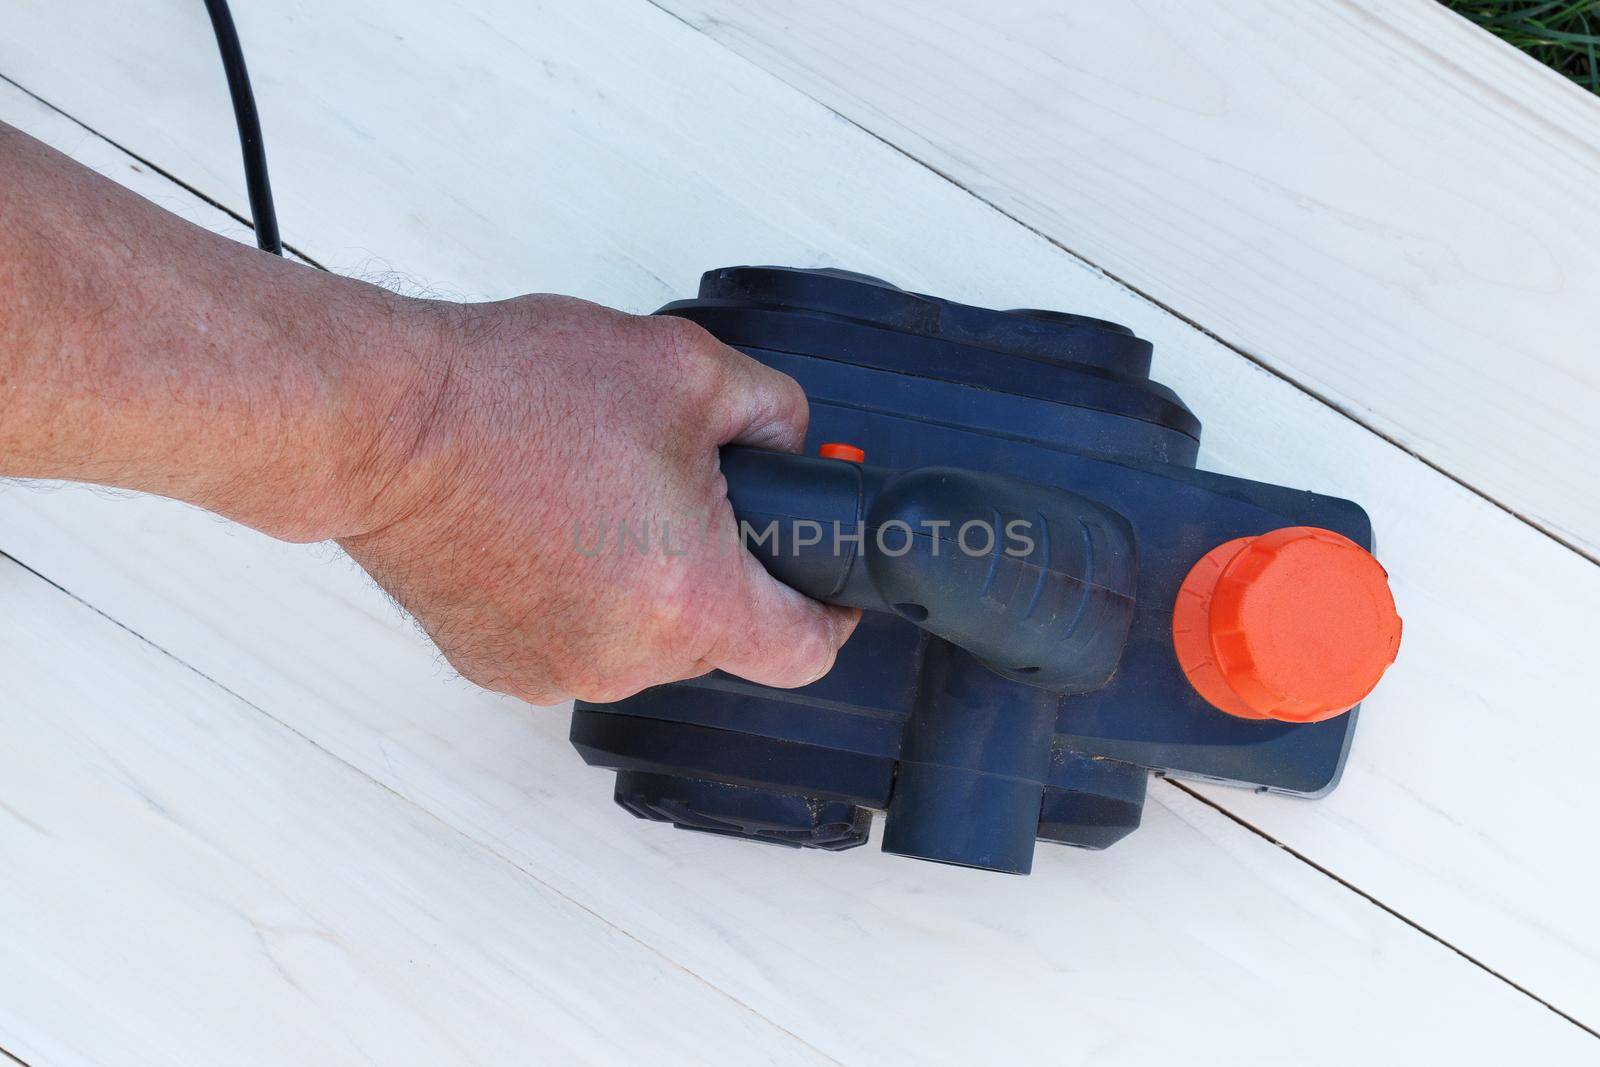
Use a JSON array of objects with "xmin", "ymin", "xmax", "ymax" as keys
[
  {"xmin": 786, "ymin": 647, "xmax": 837, "ymax": 689},
  {"xmin": 652, "ymin": 319, "xmax": 729, "ymax": 404},
  {"xmin": 652, "ymin": 315, "xmax": 711, "ymax": 364},
  {"xmin": 779, "ymin": 615, "xmax": 842, "ymax": 684},
  {"xmin": 797, "ymin": 632, "xmax": 837, "ymax": 678},
  {"xmin": 654, "ymin": 312, "xmax": 708, "ymax": 346},
  {"xmin": 759, "ymin": 374, "xmax": 809, "ymax": 435},
  {"xmin": 769, "ymin": 369, "xmax": 807, "ymax": 411}
]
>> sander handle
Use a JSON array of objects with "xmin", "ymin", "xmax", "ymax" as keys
[{"xmin": 719, "ymin": 446, "xmax": 1138, "ymax": 693}]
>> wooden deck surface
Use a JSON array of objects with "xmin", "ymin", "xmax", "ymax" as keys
[{"xmin": 1, "ymin": 2, "xmax": 1597, "ymax": 1063}]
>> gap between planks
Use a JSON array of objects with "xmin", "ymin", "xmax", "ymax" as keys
[
  {"xmin": 10, "ymin": 531, "xmax": 1596, "ymax": 1046},
  {"xmin": 4, "ymin": 61, "xmax": 1597, "ymax": 1047},
  {"xmin": 1167, "ymin": 779, "xmax": 1599, "ymax": 1040},
  {"xmin": 639, "ymin": 0, "xmax": 1600, "ymax": 572},
  {"xmin": 13, "ymin": 37, "xmax": 1592, "ymax": 573},
  {"xmin": 0, "ymin": 72, "xmax": 326, "ymax": 271}
]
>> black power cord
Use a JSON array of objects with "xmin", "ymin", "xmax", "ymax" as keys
[{"xmin": 202, "ymin": 0, "xmax": 281, "ymax": 256}]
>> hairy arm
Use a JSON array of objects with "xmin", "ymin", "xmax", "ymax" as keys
[
  {"xmin": 0, "ymin": 121, "xmax": 425, "ymax": 539},
  {"xmin": 0, "ymin": 121, "xmax": 856, "ymax": 703}
]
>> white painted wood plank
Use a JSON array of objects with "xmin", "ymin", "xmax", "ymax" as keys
[
  {"xmin": 0, "ymin": 572, "xmax": 828, "ymax": 1067},
  {"xmin": 654, "ymin": 0, "xmax": 1600, "ymax": 556},
  {"xmin": 3, "ymin": 0, "xmax": 1599, "ymax": 1043},
  {"xmin": 4, "ymin": 477, "xmax": 1596, "ymax": 1064},
  {"xmin": 3, "ymin": 72, "xmax": 1597, "ymax": 1067}
]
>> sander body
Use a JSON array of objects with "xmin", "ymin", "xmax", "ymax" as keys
[{"xmin": 570, "ymin": 267, "xmax": 1401, "ymax": 874}]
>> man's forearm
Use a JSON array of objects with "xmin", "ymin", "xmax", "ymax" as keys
[
  {"xmin": 0, "ymin": 120, "xmax": 854, "ymax": 702},
  {"xmin": 0, "ymin": 121, "xmax": 440, "ymax": 541}
]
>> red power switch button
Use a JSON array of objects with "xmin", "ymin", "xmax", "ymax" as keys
[
  {"xmin": 819, "ymin": 443, "xmax": 866, "ymax": 463},
  {"xmin": 1172, "ymin": 526, "xmax": 1401, "ymax": 723}
]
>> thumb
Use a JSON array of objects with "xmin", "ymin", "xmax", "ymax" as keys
[
  {"xmin": 703, "ymin": 549, "xmax": 861, "ymax": 688},
  {"xmin": 713, "ymin": 347, "xmax": 812, "ymax": 453}
]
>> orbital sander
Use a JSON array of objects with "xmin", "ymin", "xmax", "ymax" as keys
[{"xmin": 569, "ymin": 266, "xmax": 1402, "ymax": 874}]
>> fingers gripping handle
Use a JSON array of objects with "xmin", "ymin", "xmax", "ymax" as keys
[
  {"xmin": 719, "ymin": 447, "xmax": 1138, "ymax": 693},
  {"xmin": 718, "ymin": 446, "xmax": 880, "ymax": 609}
]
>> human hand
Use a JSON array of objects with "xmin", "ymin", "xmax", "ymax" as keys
[
  {"xmin": 337, "ymin": 295, "xmax": 860, "ymax": 706},
  {"xmin": 0, "ymin": 122, "xmax": 854, "ymax": 706}
]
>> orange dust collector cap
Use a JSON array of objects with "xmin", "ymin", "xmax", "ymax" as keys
[{"xmin": 1172, "ymin": 526, "xmax": 1401, "ymax": 723}]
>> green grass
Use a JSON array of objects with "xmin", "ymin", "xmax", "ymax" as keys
[{"xmin": 1443, "ymin": 0, "xmax": 1600, "ymax": 93}]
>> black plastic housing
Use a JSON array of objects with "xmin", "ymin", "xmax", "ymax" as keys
[{"xmin": 570, "ymin": 267, "xmax": 1371, "ymax": 874}]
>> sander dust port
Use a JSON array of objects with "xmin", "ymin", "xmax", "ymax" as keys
[{"xmin": 570, "ymin": 266, "xmax": 1402, "ymax": 875}]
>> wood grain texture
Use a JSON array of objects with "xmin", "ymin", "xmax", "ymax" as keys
[
  {"xmin": 0, "ymin": 572, "xmax": 828, "ymax": 1067},
  {"xmin": 1, "ymin": 453, "xmax": 1593, "ymax": 1059},
  {"xmin": 655, "ymin": 0, "xmax": 1600, "ymax": 557},
  {"xmin": 2, "ymin": 2, "xmax": 1599, "ymax": 1058}
]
